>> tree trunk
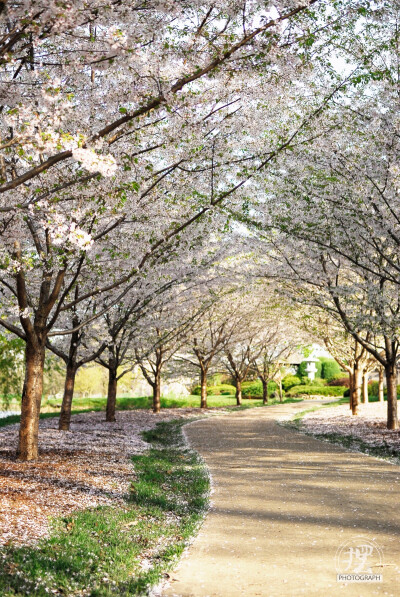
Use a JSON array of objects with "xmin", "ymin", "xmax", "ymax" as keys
[
  {"xmin": 17, "ymin": 339, "xmax": 46, "ymax": 461},
  {"xmin": 351, "ymin": 365, "xmax": 362, "ymax": 416},
  {"xmin": 362, "ymin": 372, "xmax": 369, "ymax": 404},
  {"xmin": 200, "ymin": 368, "xmax": 208, "ymax": 409},
  {"xmin": 59, "ymin": 362, "xmax": 77, "ymax": 431},
  {"xmin": 106, "ymin": 367, "xmax": 117, "ymax": 422},
  {"xmin": 385, "ymin": 363, "xmax": 398, "ymax": 430},
  {"xmin": 236, "ymin": 378, "xmax": 242, "ymax": 406},
  {"xmin": 153, "ymin": 373, "xmax": 161, "ymax": 414},
  {"xmin": 378, "ymin": 368, "xmax": 384, "ymax": 402},
  {"xmin": 262, "ymin": 379, "xmax": 268, "ymax": 405},
  {"xmin": 278, "ymin": 377, "xmax": 283, "ymax": 403},
  {"xmin": 349, "ymin": 371, "xmax": 354, "ymax": 410}
]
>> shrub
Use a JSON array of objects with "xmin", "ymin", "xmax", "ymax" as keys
[
  {"xmin": 311, "ymin": 377, "xmax": 327, "ymax": 386},
  {"xmin": 328, "ymin": 377, "xmax": 350, "ymax": 387},
  {"xmin": 270, "ymin": 389, "xmax": 286, "ymax": 399},
  {"xmin": 242, "ymin": 380, "xmax": 277, "ymax": 398},
  {"xmin": 287, "ymin": 385, "xmax": 346, "ymax": 397},
  {"xmin": 299, "ymin": 377, "xmax": 326, "ymax": 386},
  {"xmin": 282, "ymin": 375, "xmax": 301, "ymax": 391},
  {"xmin": 192, "ymin": 384, "xmax": 236, "ymax": 396},
  {"xmin": 320, "ymin": 358, "xmax": 341, "ymax": 380},
  {"xmin": 329, "ymin": 372, "xmax": 349, "ymax": 381},
  {"xmin": 342, "ymin": 381, "xmax": 380, "ymax": 399},
  {"xmin": 297, "ymin": 360, "xmax": 322, "ymax": 378},
  {"xmin": 242, "ymin": 381, "xmax": 262, "ymax": 397}
]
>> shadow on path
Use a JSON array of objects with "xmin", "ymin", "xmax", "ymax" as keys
[{"xmin": 164, "ymin": 401, "xmax": 400, "ymax": 597}]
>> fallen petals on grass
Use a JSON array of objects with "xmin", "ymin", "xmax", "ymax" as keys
[
  {"xmin": 0, "ymin": 408, "xmax": 211, "ymax": 546},
  {"xmin": 298, "ymin": 402, "xmax": 400, "ymax": 457}
]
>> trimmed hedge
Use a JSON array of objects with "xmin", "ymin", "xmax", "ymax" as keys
[
  {"xmin": 242, "ymin": 380, "xmax": 277, "ymax": 397},
  {"xmin": 282, "ymin": 375, "xmax": 301, "ymax": 391},
  {"xmin": 320, "ymin": 358, "xmax": 341, "ymax": 380},
  {"xmin": 297, "ymin": 358, "xmax": 342, "ymax": 381},
  {"xmin": 287, "ymin": 385, "xmax": 346, "ymax": 397},
  {"xmin": 192, "ymin": 384, "xmax": 236, "ymax": 396}
]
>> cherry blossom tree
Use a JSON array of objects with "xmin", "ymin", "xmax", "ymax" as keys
[
  {"xmin": 301, "ymin": 311, "xmax": 380, "ymax": 415},
  {"xmin": 251, "ymin": 320, "xmax": 303, "ymax": 404},
  {"xmin": 0, "ymin": 0, "xmax": 384, "ymax": 460}
]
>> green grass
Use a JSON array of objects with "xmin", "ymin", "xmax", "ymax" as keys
[
  {"xmin": 0, "ymin": 419, "xmax": 210, "ymax": 596},
  {"xmin": 0, "ymin": 394, "xmax": 306, "ymax": 428},
  {"xmin": 2, "ymin": 394, "xmax": 239, "ymax": 415}
]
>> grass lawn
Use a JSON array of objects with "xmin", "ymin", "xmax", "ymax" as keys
[
  {"xmin": 0, "ymin": 395, "xmax": 304, "ymax": 428},
  {"xmin": 0, "ymin": 419, "xmax": 210, "ymax": 596},
  {"xmin": 42, "ymin": 394, "xmax": 302, "ymax": 411}
]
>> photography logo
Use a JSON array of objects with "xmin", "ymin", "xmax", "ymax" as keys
[{"xmin": 335, "ymin": 536, "xmax": 383, "ymax": 583}]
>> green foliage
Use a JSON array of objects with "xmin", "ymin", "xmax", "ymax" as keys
[
  {"xmin": 3, "ymin": 394, "xmax": 280, "ymax": 417},
  {"xmin": 282, "ymin": 375, "xmax": 301, "ymax": 391},
  {"xmin": 0, "ymin": 333, "xmax": 25, "ymax": 406},
  {"xmin": 369, "ymin": 381, "xmax": 379, "ymax": 397},
  {"xmin": 207, "ymin": 373, "xmax": 231, "ymax": 386},
  {"xmin": 329, "ymin": 372, "xmax": 349, "ymax": 381},
  {"xmin": 242, "ymin": 380, "xmax": 277, "ymax": 397},
  {"xmin": 297, "ymin": 359, "xmax": 322, "ymax": 378},
  {"xmin": 192, "ymin": 384, "xmax": 236, "ymax": 396},
  {"xmin": 74, "ymin": 364, "xmax": 108, "ymax": 397},
  {"xmin": 297, "ymin": 358, "xmax": 342, "ymax": 381},
  {"xmin": 287, "ymin": 385, "xmax": 346, "ymax": 397},
  {"xmin": 310, "ymin": 377, "xmax": 327, "ymax": 386},
  {"xmin": 320, "ymin": 358, "xmax": 341, "ymax": 380},
  {"xmin": 43, "ymin": 354, "xmax": 65, "ymax": 399},
  {"xmin": 0, "ymin": 420, "xmax": 209, "ymax": 596}
]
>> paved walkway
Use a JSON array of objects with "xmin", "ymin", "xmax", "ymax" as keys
[{"xmin": 164, "ymin": 402, "xmax": 400, "ymax": 597}]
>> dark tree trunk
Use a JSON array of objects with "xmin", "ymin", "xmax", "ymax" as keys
[
  {"xmin": 349, "ymin": 371, "xmax": 354, "ymax": 410},
  {"xmin": 351, "ymin": 365, "xmax": 362, "ymax": 416},
  {"xmin": 262, "ymin": 379, "xmax": 268, "ymax": 404},
  {"xmin": 59, "ymin": 362, "xmax": 77, "ymax": 431},
  {"xmin": 153, "ymin": 373, "xmax": 161, "ymax": 413},
  {"xmin": 58, "ymin": 322, "xmax": 80, "ymax": 431},
  {"xmin": 378, "ymin": 368, "xmax": 384, "ymax": 402},
  {"xmin": 385, "ymin": 363, "xmax": 398, "ymax": 430},
  {"xmin": 362, "ymin": 372, "xmax": 369, "ymax": 404},
  {"xmin": 278, "ymin": 377, "xmax": 283, "ymax": 403},
  {"xmin": 200, "ymin": 367, "xmax": 207, "ymax": 409},
  {"xmin": 106, "ymin": 366, "xmax": 117, "ymax": 422},
  {"xmin": 236, "ymin": 378, "xmax": 242, "ymax": 406},
  {"xmin": 17, "ymin": 338, "xmax": 46, "ymax": 460}
]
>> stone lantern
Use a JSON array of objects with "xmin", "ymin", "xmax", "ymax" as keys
[{"xmin": 305, "ymin": 355, "xmax": 318, "ymax": 381}]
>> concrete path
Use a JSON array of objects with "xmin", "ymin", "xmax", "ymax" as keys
[{"xmin": 164, "ymin": 402, "xmax": 400, "ymax": 597}]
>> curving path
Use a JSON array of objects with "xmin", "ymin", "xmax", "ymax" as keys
[{"xmin": 164, "ymin": 401, "xmax": 400, "ymax": 597}]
